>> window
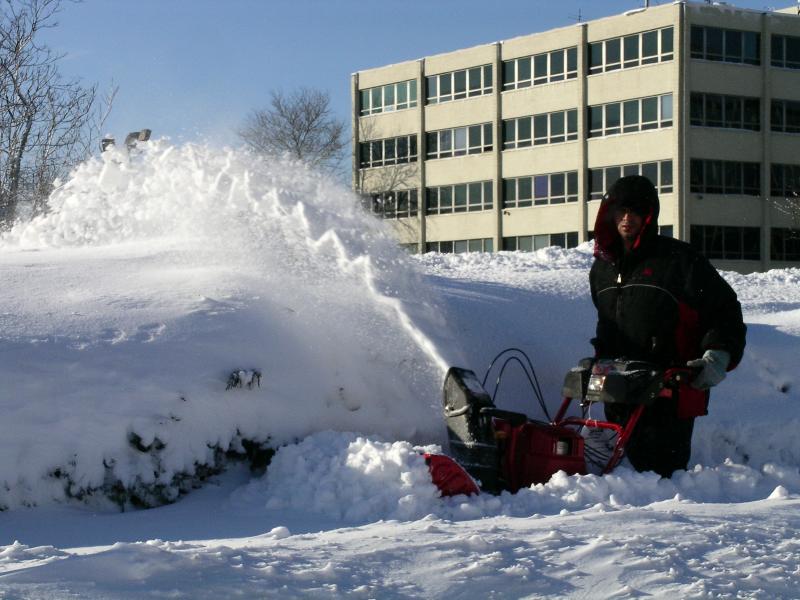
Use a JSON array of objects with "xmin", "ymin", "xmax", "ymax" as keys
[
  {"xmin": 502, "ymin": 232, "xmax": 579, "ymax": 251},
  {"xmin": 426, "ymin": 181, "xmax": 493, "ymax": 215},
  {"xmin": 690, "ymin": 159, "xmax": 760, "ymax": 195},
  {"xmin": 503, "ymin": 47, "xmax": 578, "ymax": 91},
  {"xmin": 770, "ymin": 163, "xmax": 800, "ymax": 197},
  {"xmin": 588, "ymin": 94, "xmax": 672, "ymax": 137},
  {"xmin": 771, "ymin": 99, "xmax": 800, "ymax": 134},
  {"xmin": 772, "ymin": 34, "xmax": 800, "ymax": 70},
  {"xmin": 503, "ymin": 109, "xmax": 577, "ymax": 149},
  {"xmin": 771, "ymin": 228, "xmax": 800, "ymax": 261},
  {"xmin": 588, "ymin": 27, "xmax": 673, "ymax": 75},
  {"xmin": 359, "ymin": 135, "xmax": 418, "ymax": 168},
  {"xmin": 690, "ymin": 93, "xmax": 760, "ymax": 131},
  {"xmin": 503, "ymin": 172, "xmax": 578, "ymax": 208},
  {"xmin": 426, "ymin": 123, "xmax": 492, "ymax": 159},
  {"xmin": 588, "ymin": 160, "xmax": 672, "ymax": 200},
  {"xmin": 364, "ymin": 189, "xmax": 418, "ymax": 220},
  {"xmin": 690, "ymin": 26, "xmax": 760, "ymax": 65},
  {"xmin": 427, "ymin": 65, "xmax": 492, "ymax": 104},
  {"xmin": 426, "ymin": 238, "xmax": 493, "ymax": 253},
  {"xmin": 360, "ymin": 80, "xmax": 418, "ymax": 116},
  {"xmin": 691, "ymin": 225, "xmax": 760, "ymax": 260}
]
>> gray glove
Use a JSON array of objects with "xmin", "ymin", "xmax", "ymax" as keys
[{"xmin": 687, "ymin": 349, "xmax": 731, "ymax": 390}]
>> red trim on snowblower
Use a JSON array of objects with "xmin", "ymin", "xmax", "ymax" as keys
[{"xmin": 424, "ymin": 453, "xmax": 480, "ymax": 497}]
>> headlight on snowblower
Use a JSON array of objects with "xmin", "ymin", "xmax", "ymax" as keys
[{"xmin": 587, "ymin": 373, "xmax": 606, "ymax": 394}]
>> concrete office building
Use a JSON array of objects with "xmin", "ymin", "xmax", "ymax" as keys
[{"xmin": 351, "ymin": 1, "xmax": 800, "ymax": 273}]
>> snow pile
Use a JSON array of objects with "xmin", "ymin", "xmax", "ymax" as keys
[
  {"xmin": 2, "ymin": 186, "xmax": 800, "ymax": 596},
  {"xmin": 1, "ymin": 139, "xmax": 799, "ymax": 516},
  {"xmin": 232, "ymin": 431, "xmax": 800, "ymax": 528},
  {"xmin": 0, "ymin": 141, "xmax": 451, "ymax": 509},
  {"xmin": 235, "ymin": 431, "xmax": 443, "ymax": 523}
]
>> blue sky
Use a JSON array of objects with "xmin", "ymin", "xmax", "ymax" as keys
[{"xmin": 44, "ymin": 0, "xmax": 778, "ymax": 148}]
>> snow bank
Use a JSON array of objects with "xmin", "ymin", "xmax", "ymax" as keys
[
  {"xmin": 1, "ymin": 141, "xmax": 799, "ymax": 514},
  {"xmin": 232, "ymin": 430, "xmax": 800, "ymax": 528},
  {"xmin": 0, "ymin": 141, "xmax": 450, "ymax": 509}
]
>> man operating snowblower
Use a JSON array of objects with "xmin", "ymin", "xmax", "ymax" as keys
[{"xmin": 590, "ymin": 175, "xmax": 746, "ymax": 477}]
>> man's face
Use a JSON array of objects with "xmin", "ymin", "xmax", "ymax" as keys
[{"xmin": 614, "ymin": 206, "xmax": 643, "ymax": 246}]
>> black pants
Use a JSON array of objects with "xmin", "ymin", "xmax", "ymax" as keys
[{"xmin": 605, "ymin": 396, "xmax": 695, "ymax": 478}]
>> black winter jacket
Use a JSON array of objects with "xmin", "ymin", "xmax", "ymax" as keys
[{"xmin": 590, "ymin": 192, "xmax": 746, "ymax": 372}]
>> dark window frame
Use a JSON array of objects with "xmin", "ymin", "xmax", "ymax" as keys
[
  {"xmin": 359, "ymin": 80, "xmax": 418, "ymax": 116},
  {"xmin": 425, "ymin": 180, "xmax": 494, "ymax": 215},
  {"xmin": 503, "ymin": 46, "xmax": 578, "ymax": 91},
  {"xmin": 588, "ymin": 26, "xmax": 674, "ymax": 75}
]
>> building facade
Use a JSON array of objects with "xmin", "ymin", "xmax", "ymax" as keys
[{"xmin": 352, "ymin": 1, "xmax": 800, "ymax": 273}]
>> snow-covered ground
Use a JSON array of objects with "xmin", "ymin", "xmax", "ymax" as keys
[{"xmin": 1, "ymin": 142, "xmax": 799, "ymax": 598}]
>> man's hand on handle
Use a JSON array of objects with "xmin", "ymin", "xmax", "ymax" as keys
[{"xmin": 687, "ymin": 349, "xmax": 731, "ymax": 390}]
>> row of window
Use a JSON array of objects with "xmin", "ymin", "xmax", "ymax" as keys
[
  {"xmin": 690, "ymin": 159, "xmax": 760, "ymax": 196},
  {"xmin": 690, "ymin": 26, "xmax": 760, "ymax": 65},
  {"xmin": 687, "ymin": 96, "xmax": 800, "ymax": 135},
  {"xmin": 503, "ymin": 171, "xmax": 579, "ymax": 208},
  {"xmin": 690, "ymin": 225, "xmax": 760, "ymax": 260},
  {"xmin": 502, "ymin": 232, "xmax": 580, "ymax": 252},
  {"xmin": 426, "ymin": 65, "xmax": 493, "ymax": 104},
  {"xmin": 419, "ymin": 227, "xmax": 800, "ymax": 262},
  {"xmin": 502, "ymin": 109, "xmax": 578, "ymax": 149},
  {"xmin": 771, "ymin": 99, "xmax": 800, "ymax": 134},
  {"xmin": 425, "ymin": 238, "xmax": 494, "ymax": 253},
  {"xmin": 358, "ymin": 135, "xmax": 418, "ymax": 169},
  {"xmin": 359, "ymin": 80, "xmax": 418, "ymax": 116},
  {"xmin": 771, "ymin": 34, "xmax": 800, "ymax": 70},
  {"xmin": 360, "ymin": 97, "xmax": 800, "ymax": 165},
  {"xmin": 426, "ymin": 181, "xmax": 494, "ymax": 215},
  {"xmin": 364, "ymin": 160, "xmax": 800, "ymax": 203},
  {"xmin": 589, "ymin": 93, "xmax": 672, "ymax": 137},
  {"xmin": 589, "ymin": 27, "xmax": 673, "ymax": 75},
  {"xmin": 503, "ymin": 47, "xmax": 578, "ymax": 91},
  {"xmin": 425, "ymin": 123, "xmax": 493, "ymax": 159},
  {"xmin": 364, "ymin": 190, "xmax": 419, "ymax": 220},
  {"xmin": 360, "ymin": 27, "xmax": 799, "ymax": 117},
  {"xmin": 367, "ymin": 160, "xmax": 784, "ymax": 221},
  {"xmin": 589, "ymin": 160, "xmax": 673, "ymax": 200},
  {"xmin": 690, "ymin": 93, "xmax": 760, "ymax": 131}
]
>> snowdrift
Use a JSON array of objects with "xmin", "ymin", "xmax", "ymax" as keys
[
  {"xmin": 1, "ymin": 139, "xmax": 799, "ymax": 515},
  {"xmin": 0, "ymin": 142, "xmax": 451, "ymax": 509}
]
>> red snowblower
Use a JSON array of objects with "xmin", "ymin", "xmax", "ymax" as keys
[{"xmin": 426, "ymin": 349, "xmax": 697, "ymax": 497}]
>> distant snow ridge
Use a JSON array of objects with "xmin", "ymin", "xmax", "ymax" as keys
[
  {"xmin": 0, "ymin": 141, "xmax": 451, "ymax": 509},
  {"xmin": 416, "ymin": 245, "xmax": 595, "ymax": 279}
]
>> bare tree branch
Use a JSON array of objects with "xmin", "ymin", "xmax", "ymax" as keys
[
  {"xmin": 238, "ymin": 87, "xmax": 347, "ymax": 175},
  {"xmin": 0, "ymin": 0, "xmax": 107, "ymax": 225}
]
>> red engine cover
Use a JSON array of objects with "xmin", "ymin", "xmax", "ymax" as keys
[{"xmin": 495, "ymin": 420, "xmax": 587, "ymax": 492}]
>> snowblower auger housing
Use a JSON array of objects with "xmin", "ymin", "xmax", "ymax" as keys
[
  {"xmin": 434, "ymin": 358, "xmax": 693, "ymax": 496},
  {"xmin": 442, "ymin": 367, "xmax": 505, "ymax": 493},
  {"xmin": 442, "ymin": 366, "xmax": 586, "ymax": 494}
]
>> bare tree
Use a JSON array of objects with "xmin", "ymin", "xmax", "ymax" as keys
[
  {"xmin": 0, "ymin": 0, "xmax": 106, "ymax": 225},
  {"xmin": 238, "ymin": 87, "xmax": 347, "ymax": 175},
  {"xmin": 773, "ymin": 192, "xmax": 800, "ymax": 230}
]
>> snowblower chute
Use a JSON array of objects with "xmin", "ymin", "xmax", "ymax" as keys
[{"xmin": 430, "ymin": 354, "xmax": 695, "ymax": 496}]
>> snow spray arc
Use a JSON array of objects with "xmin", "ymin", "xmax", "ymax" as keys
[{"xmin": 0, "ymin": 140, "xmax": 450, "ymax": 509}]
